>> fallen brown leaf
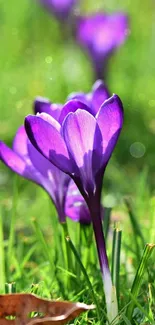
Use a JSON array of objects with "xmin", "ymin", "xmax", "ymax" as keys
[{"xmin": 0, "ymin": 293, "xmax": 95, "ymax": 325}]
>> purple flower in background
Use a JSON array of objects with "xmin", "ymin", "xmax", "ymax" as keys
[
  {"xmin": 0, "ymin": 126, "xmax": 70, "ymax": 223},
  {"xmin": 25, "ymin": 82, "xmax": 124, "ymax": 320},
  {"xmin": 65, "ymin": 180, "xmax": 91, "ymax": 225},
  {"xmin": 39, "ymin": 0, "xmax": 76, "ymax": 20},
  {"xmin": 76, "ymin": 13, "xmax": 128, "ymax": 79}
]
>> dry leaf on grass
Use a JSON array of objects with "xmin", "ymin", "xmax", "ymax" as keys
[{"xmin": 0, "ymin": 293, "xmax": 95, "ymax": 325}]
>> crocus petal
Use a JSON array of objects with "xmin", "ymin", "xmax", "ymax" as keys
[
  {"xmin": 59, "ymin": 99, "xmax": 90, "ymax": 124},
  {"xmin": 27, "ymin": 141, "xmax": 56, "ymax": 179},
  {"xmin": 27, "ymin": 138, "xmax": 70, "ymax": 190},
  {"xmin": 93, "ymin": 14, "xmax": 128, "ymax": 55},
  {"xmin": 77, "ymin": 14, "xmax": 102, "ymax": 46},
  {"xmin": 36, "ymin": 112, "xmax": 61, "ymax": 129},
  {"xmin": 13, "ymin": 126, "xmax": 40, "ymax": 180},
  {"xmin": 77, "ymin": 13, "xmax": 128, "ymax": 55},
  {"xmin": 96, "ymin": 94, "xmax": 123, "ymax": 166},
  {"xmin": 67, "ymin": 92, "xmax": 90, "ymax": 107},
  {"xmin": 34, "ymin": 97, "xmax": 52, "ymax": 115},
  {"xmin": 1, "ymin": 127, "xmax": 48, "ymax": 185},
  {"xmin": 91, "ymin": 80, "xmax": 110, "ymax": 115},
  {"xmin": 0, "ymin": 141, "xmax": 26, "ymax": 176},
  {"xmin": 103, "ymin": 14, "xmax": 129, "ymax": 50},
  {"xmin": 13, "ymin": 126, "xmax": 28, "ymax": 158},
  {"xmin": 28, "ymin": 139, "xmax": 70, "ymax": 222},
  {"xmin": 34, "ymin": 97, "xmax": 62, "ymax": 121},
  {"xmin": 62, "ymin": 109, "xmax": 103, "ymax": 193},
  {"xmin": 67, "ymin": 80, "xmax": 110, "ymax": 115},
  {"xmin": 25, "ymin": 115, "xmax": 73, "ymax": 174}
]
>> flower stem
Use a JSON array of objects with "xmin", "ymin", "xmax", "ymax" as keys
[{"xmin": 89, "ymin": 199, "xmax": 118, "ymax": 322}]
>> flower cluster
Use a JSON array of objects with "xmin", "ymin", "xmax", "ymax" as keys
[
  {"xmin": 25, "ymin": 80, "xmax": 123, "ymax": 318},
  {"xmin": 37, "ymin": 0, "xmax": 129, "ymax": 80},
  {"xmin": 0, "ymin": 78, "xmax": 123, "ymax": 321},
  {"xmin": 1, "ymin": 1, "xmax": 128, "ymax": 321}
]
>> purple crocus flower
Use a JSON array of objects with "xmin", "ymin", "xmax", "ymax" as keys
[
  {"xmin": 76, "ymin": 12, "xmax": 128, "ymax": 79},
  {"xmin": 39, "ymin": 0, "xmax": 76, "ymax": 20},
  {"xmin": 25, "ymin": 85, "xmax": 124, "ymax": 320}
]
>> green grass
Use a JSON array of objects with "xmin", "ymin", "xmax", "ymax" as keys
[
  {"xmin": 1, "ymin": 170, "xmax": 155, "ymax": 323},
  {"xmin": 0, "ymin": 0, "xmax": 155, "ymax": 323}
]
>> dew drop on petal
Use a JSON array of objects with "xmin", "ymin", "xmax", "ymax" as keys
[
  {"xmin": 129, "ymin": 142, "xmax": 146, "ymax": 158},
  {"xmin": 73, "ymin": 201, "xmax": 83, "ymax": 207}
]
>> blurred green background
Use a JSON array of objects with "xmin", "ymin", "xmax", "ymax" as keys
[{"xmin": 0, "ymin": 0, "xmax": 155, "ymax": 197}]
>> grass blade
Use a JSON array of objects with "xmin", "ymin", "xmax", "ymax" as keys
[
  {"xmin": 32, "ymin": 218, "xmax": 54, "ymax": 274},
  {"xmin": 5, "ymin": 282, "xmax": 16, "ymax": 293},
  {"xmin": 121, "ymin": 313, "xmax": 132, "ymax": 325},
  {"xmin": 125, "ymin": 198, "xmax": 145, "ymax": 247},
  {"xmin": 126, "ymin": 243, "xmax": 155, "ymax": 321},
  {"xmin": 61, "ymin": 222, "xmax": 74, "ymax": 273},
  {"xmin": 111, "ymin": 227, "xmax": 122, "ymax": 304},
  {"xmin": 104, "ymin": 208, "xmax": 111, "ymax": 242},
  {"xmin": 66, "ymin": 235, "xmax": 106, "ymax": 323}
]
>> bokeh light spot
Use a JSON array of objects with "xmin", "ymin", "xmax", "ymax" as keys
[
  {"xmin": 103, "ymin": 194, "xmax": 116, "ymax": 208},
  {"xmin": 45, "ymin": 56, "xmax": 53, "ymax": 64},
  {"xmin": 149, "ymin": 99, "xmax": 155, "ymax": 107},
  {"xmin": 9, "ymin": 87, "xmax": 17, "ymax": 95},
  {"xmin": 130, "ymin": 142, "xmax": 146, "ymax": 158}
]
